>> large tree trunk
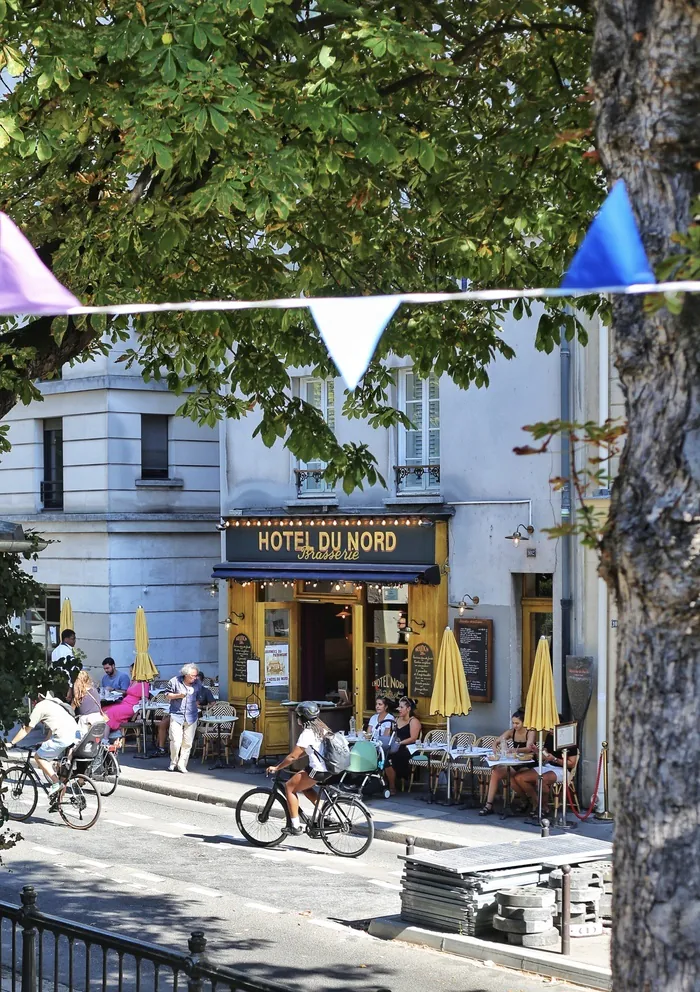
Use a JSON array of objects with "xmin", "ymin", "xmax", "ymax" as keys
[{"xmin": 592, "ymin": 2, "xmax": 700, "ymax": 989}]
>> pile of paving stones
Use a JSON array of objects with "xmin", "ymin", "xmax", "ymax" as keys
[
  {"xmin": 493, "ymin": 887, "xmax": 559, "ymax": 948},
  {"xmin": 586, "ymin": 860, "xmax": 613, "ymax": 925},
  {"xmin": 547, "ymin": 866, "xmax": 604, "ymax": 937}
]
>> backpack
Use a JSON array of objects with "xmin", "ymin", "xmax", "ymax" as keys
[
  {"xmin": 320, "ymin": 731, "xmax": 351, "ymax": 774},
  {"xmin": 46, "ymin": 695, "xmax": 77, "ymax": 719}
]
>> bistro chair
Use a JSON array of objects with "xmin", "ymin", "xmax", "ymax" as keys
[
  {"xmin": 199, "ymin": 701, "xmax": 238, "ymax": 765},
  {"xmin": 551, "ymin": 753, "xmax": 581, "ymax": 819},
  {"xmin": 473, "ymin": 736, "xmax": 498, "ymax": 804},
  {"xmin": 408, "ymin": 729, "xmax": 448, "ymax": 794},
  {"xmin": 149, "ymin": 692, "xmax": 170, "ymax": 746},
  {"xmin": 152, "ymin": 679, "xmax": 170, "ymax": 692},
  {"xmin": 449, "ymin": 732, "xmax": 477, "ymax": 801}
]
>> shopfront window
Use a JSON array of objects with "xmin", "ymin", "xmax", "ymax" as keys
[
  {"xmin": 364, "ymin": 584, "xmax": 409, "ymax": 708},
  {"xmin": 260, "ymin": 582, "xmax": 295, "ymax": 602},
  {"xmin": 24, "ymin": 586, "xmax": 61, "ymax": 661},
  {"xmin": 264, "ymin": 607, "xmax": 291, "ymax": 701},
  {"xmin": 299, "ymin": 579, "xmax": 361, "ymax": 599}
]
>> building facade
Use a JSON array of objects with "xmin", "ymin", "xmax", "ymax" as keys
[
  {"xmin": 217, "ymin": 311, "xmax": 581, "ymax": 761},
  {"xmin": 0, "ymin": 336, "xmax": 221, "ymax": 682}
]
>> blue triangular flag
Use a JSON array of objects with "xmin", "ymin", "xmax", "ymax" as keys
[
  {"xmin": 309, "ymin": 296, "xmax": 401, "ymax": 390},
  {"xmin": 561, "ymin": 180, "xmax": 655, "ymax": 290}
]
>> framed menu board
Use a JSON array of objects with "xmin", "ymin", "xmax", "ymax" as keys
[
  {"xmin": 410, "ymin": 643, "xmax": 435, "ymax": 698},
  {"xmin": 232, "ymin": 633, "xmax": 253, "ymax": 683},
  {"xmin": 454, "ymin": 618, "xmax": 493, "ymax": 703}
]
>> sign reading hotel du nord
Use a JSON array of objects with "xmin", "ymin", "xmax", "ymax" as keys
[{"xmin": 225, "ymin": 519, "xmax": 435, "ymax": 565}]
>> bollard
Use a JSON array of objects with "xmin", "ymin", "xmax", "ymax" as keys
[
  {"xmin": 405, "ymin": 836, "xmax": 415, "ymax": 857},
  {"xmin": 595, "ymin": 741, "xmax": 614, "ymax": 820},
  {"xmin": 540, "ymin": 817, "xmax": 550, "ymax": 838},
  {"xmin": 561, "ymin": 865, "xmax": 571, "ymax": 956},
  {"xmin": 20, "ymin": 885, "xmax": 38, "ymax": 992}
]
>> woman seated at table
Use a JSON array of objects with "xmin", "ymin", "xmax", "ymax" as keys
[
  {"xmin": 70, "ymin": 670, "xmax": 105, "ymax": 733},
  {"xmin": 384, "ymin": 697, "xmax": 422, "ymax": 796},
  {"xmin": 510, "ymin": 725, "xmax": 578, "ymax": 818},
  {"xmin": 479, "ymin": 708, "xmax": 535, "ymax": 816},
  {"xmin": 367, "ymin": 696, "xmax": 396, "ymax": 747},
  {"xmin": 101, "ymin": 669, "xmax": 148, "ymax": 734}
]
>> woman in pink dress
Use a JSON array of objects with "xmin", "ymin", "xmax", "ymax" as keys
[{"xmin": 102, "ymin": 677, "xmax": 148, "ymax": 732}]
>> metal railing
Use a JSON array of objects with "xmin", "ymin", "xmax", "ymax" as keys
[
  {"xmin": 293, "ymin": 468, "xmax": 333, "ymax": 497},
  {"xmin": 40, "ymin": 480, "xmax": 64, "ymax": 510},
  {"xmin": 393, "ymin": 464, "xmax": 440, "ymax": 492},
  {"xmin": 0, "ymin": 886, "xmax": 292, "ymax": 992}
]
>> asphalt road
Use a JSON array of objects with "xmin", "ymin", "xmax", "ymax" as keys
[{"xmin": 0, "ymin": 780, "xmax": 593, "ymax": 992}]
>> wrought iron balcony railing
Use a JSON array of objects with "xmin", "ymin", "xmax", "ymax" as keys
[
  {"xmin": 394, "ymin": 464, "xmax": 441, "ymax": 492},
  {"xmin": 40, "ymin": 479, "xmax": 64, "ymax": 510},
  {"xmin": 293, "ymin": 468, "xmax": 333, "ymax": 497}
]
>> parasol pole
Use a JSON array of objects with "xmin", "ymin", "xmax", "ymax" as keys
[
  {"xmin": 446, "ymin": 715, "xmax": 451, "ymax": 801},
  {"xmin": 537, "ymin": 729, "xmax": 544, "ymax": 823}
]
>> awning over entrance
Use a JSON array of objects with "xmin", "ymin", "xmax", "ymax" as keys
[{"xmin": 212, "ymin": 562, "xmax": 441, "ymax": 585}]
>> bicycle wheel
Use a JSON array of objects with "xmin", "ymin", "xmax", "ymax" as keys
[
  {"xmin": 0, "ymin": 763, "xmax": 38, "ymax": 821},
  {"xmin": 57, "ymin": 775, "xmax": 101, "ymax": 830},
  {"xmin": 91, "ymin": 750, "xmax": 119, "ymax": 797},
  {"xmin": 319, "ymin": 794, "xmax": 374, "ymax": 858},
  {"xmin": 235, "ymin": 788, "xmax": 288, "ymax": 847}
]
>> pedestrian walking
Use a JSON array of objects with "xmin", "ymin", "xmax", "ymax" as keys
[
  {"xmin": 51, "ymin": 629, "xmax": 76, "ymax": 666},
  {"xmin": 166, "ymin": 663, "xmax": 200, "ymax": 773}
]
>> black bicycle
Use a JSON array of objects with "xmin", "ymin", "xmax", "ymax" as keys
[
  {"xmin": 0, "ymin": 745, "xmax": 101, "ymax": 830},
  {"xmin": 88, "ymin": 741, "xmax": 120, "ymax": 797},
  {"xmin": 235, "ymin": 771, "xmax": 374, "ymax": 858}
]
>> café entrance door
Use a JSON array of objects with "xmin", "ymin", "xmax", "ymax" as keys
[{"xmin": 521, "ymin": 597, "xmax": 554, "ymax": 703}]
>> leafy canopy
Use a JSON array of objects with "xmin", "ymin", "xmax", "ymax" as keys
[{"xmin": 0, "ymin": 0, "xmax": 600, "ymax": 491}]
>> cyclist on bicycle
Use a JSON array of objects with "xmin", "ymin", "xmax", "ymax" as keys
[
  {"xmin": 6, "ymin": 692, "xmax": 79, "ymax": 798},
  {"xmin": 267, "ymin": 701, "xmax": 332, "ymax": 836}
]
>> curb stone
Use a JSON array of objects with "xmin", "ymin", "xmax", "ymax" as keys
[
  {"xmin": 118, "ymin": 775, "xmax": 462, "ymax": 851},
  {"xmin": 367, "ymin": 916, "xmax": 611, "ymax": 991}
]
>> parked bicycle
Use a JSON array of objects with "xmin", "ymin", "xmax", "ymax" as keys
[
  {"xmin": 0, "ymin": 743, "xmax": 101, "ymax": 831},
  {"xmin": 235, "ymin": 770, "xmax": 374, "ymax": 857}
]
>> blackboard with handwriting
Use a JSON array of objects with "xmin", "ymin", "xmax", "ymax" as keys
[
  {"xmin": 410, "ymin": 642, "xmax": 435, "ymax": 698},
  {"xmin": 454, "ymin": 618, "xmax": 493, "ymax": 703},
  {"xmin": 232, "ymin": 633, "xmax": 253, "ymax": 683}
]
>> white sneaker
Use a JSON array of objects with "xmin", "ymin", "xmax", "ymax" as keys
[
  {"xmin": 169, "ymin": 763, "xmax": 176, "ymax": 771},
  {"xmin": 177, "ymin": 764, "xmax": 188, "ymax": 774}
]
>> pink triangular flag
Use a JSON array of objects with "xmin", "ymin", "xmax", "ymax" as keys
[{"xmin": 0, "ymin": 213, "xmax": 80, "ymax": 315}]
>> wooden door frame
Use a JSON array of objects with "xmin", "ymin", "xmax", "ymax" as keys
[{"xmin": 521, "ymin": 596, "xmax": 553, "ymax": 704}]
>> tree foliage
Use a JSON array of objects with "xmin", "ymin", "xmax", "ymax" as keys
[{"xmin": 0, "ymin": 0, "xmax": 599, "ymax": 487}]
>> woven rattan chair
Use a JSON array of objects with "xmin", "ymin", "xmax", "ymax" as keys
[
  {"xmin": 449, "ymin": 732, "xmax": 478, "ymax": 801},
  {"xmin": 199, "ymin": 702, "xmax": 238, "ymax": 765},
  {"xmin": 551, "ymin": 753, "xmax": 581, "ymax": 818},
  {"xmin": 408, "ymin": 729, "xmax": 449, "ymax": 794},
  {"xmin": 473, "ymin": 736, "xmax": 498, "ymax": 804}
]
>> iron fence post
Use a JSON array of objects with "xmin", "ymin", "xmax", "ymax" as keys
[
  {"xmin": 20, "ymin": 885, "xmax": 38, "ymax": 992},
  {"xmin": 187, "ymin": 930, "xmax": 208, "ymax": 992},
  {"xmin": 405, "ymin": 836, "xmax": 415, "ymax": 857},
  {"xmin": 561, "ymin": 865, "xmax": 571, "ymax": 955}
]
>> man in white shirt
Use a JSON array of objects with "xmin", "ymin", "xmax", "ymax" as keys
[
  {"xmin": 51, "ymin": 629, "xmax": 76, "ymax": 666},
  {"xmin": 7, "ymin": 692, "xmax": 79, "ymax": 796}
]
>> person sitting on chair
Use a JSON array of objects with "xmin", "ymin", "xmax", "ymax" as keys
[
  {"xmin": 267, "ymin": 701, "xmax": 332, "ymax": 836},
  {"xmin": 479, "ymin": 708, "xmax": 535, "ymax": 815},
  {"xmin": 511, "ymin": 725, "xmax": 578, "ymax": 818},
  {"xmin": 367, "ymin": 695, "xmax": 396, "ymax": 752},
  {"xmin": 384, "ymin": 696, "xmax": 422, "ymax": 796}
]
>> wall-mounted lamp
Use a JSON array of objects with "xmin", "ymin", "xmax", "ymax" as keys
[
  {"xmin": 218, "ymin": 616, "xmax": 237, "ymax": 630},
  {"xmin": 403, "ymin": 618, "xmax": 426, "ymax": 635},
  {"xmin": 207, "ymin": 582, "xmax": 218, "ymax": 598},
  {"xmin": 336, "ymin": 607, "xmax": 351, "ymax": 620},
  {"xmin": 216, "ymin": 517, "xmax": 227, "ymax": 532},
  {"xmin": 231, "ymin": 611, "xmax": 245, "ymax": 620},
  {"xmin": 450, "ymin": 595, "xmax": 480, "ymax": 615},
  {"xmin": 417, "ymin": 518, "xmax": 435, "ymax": 528},
  {"xmin": 506, "ymin": 524, "xmax": 535, "ymax": 547}
]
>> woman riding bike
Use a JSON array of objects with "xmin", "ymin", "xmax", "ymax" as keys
[{"xmin": 267, "ymin": 701, "xmax": 332, "ymax": 836}]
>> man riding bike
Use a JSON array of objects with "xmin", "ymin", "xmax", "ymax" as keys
[{"xmin": 267, "ymin": 701, "xmax": 332, "ymax": 836}]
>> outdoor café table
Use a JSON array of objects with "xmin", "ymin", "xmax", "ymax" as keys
[
  {"xmin": 198, "ymin": 713, "xmax": 238, "ymax": 769},
  {"xmin": 99, "ymin": 689, "xmax": 124, "ymax": 704},
  {"xmin": 483, "ymin": 755, "xmax": 535, "ymax": 819},
  {"xmin": 406, "ymin": 743, "xmax": 453, "ymax": 802},
  {"xmin": 449, "ymin": 746, "xmax": 494, "ymax": 806}
]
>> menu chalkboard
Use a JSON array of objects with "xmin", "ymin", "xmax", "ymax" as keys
[
  {"xmin": 232, "ymin": 633, "xmax": 253, "ymax": 683},
  {"xmin": 410, "ymin": 643, "xmax": 435, "ymax": 698},
  {"xmin": 454, "ymin": 618, "xmax": 493, "ymax": 703},
  {"xmin": 565, "ymin": 655, "xmax": 594, "ymax": 724}
]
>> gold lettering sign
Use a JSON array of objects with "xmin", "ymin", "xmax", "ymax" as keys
[{"xmin": 256, "ymin": 528, "xmax": 401, "ymax": 562}]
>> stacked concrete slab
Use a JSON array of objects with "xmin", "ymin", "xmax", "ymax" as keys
[{"xmin": 494, "ymin": 887, "xmax": 558, "ymax": 948}]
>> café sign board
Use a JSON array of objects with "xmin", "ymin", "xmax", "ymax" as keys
[{"xmin": 225, "ymin": 518, "xmax": 435, "ymax": 566}]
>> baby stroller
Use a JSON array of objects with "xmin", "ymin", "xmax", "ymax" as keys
[{"xmin": 339, "ymin": 732, "xmax": 395, "ymax": 800}]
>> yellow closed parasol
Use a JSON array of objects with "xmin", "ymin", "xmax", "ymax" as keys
[
  {"xmin": 430, "ymin": 626, "xmax": 471, "ymax": 800},
  {"xmin": 524, "ymin": 635, "xmax": 558, "ymax": 822},
  {"xmin": 59, "ymin": 598, "xmax": 73, "ymax": 636},
  {"xmin": 133, "ymin": 606, "xmax": 159, "ymax": 756}
]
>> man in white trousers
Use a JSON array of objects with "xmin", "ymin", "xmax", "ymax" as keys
[{"xmin": 166, "ymin": 663, "xmax": 200, "ymax": 772}]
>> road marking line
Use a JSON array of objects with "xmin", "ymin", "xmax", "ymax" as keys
[
  {"xmin": 118, "ymin": 811, "xmax": 151, "ymax": 819},
  {"xmin": 52, "ymin": 862, "xmax": 69, "ymax": 870},
  {"xmin": 390, "ymin": 870, "xmax": 403, "ymax": 877},
  {"xmin": 245, "ymin": 902, "xmax": 282, "ymax": 914},
  {"xmin": 189, "ymin": 885, "xmax": 221, "ymax": 898},
  {"xmin": 106, "ymin": 877, "xmax": 128, "ymax": 885},
  {"xmin": 308, "ymin": 866, "xmax": 343, "ymax": 875},
  {"xmin": 170, "ymin": 822, "xmax": 198, "ymax": 830},
  {"xmin": 104, "ymin": 818, "xmax": 131, "ymax": 826},
  {"xmin": 82, "ymin": 858, "xmax": 111, "ymax": 869},
  {"xmin": 250, "ymin": 853, "xmax": 287, "ymax": 862},
  {"xmin": 73, "ymin": 868, "xmax": 91, "ymax": 875},
  {"xmin": 128, "ymin": 870, "xmax": 163, "ymax": 882},
  {"xmin": 125, "ymin": 882, "xmax": 147, "ymax": 890},
  {"xmin": 150, "ymin": 831, "xmax": 181, "ymax": 838},
  {"xmin": 31, "ymin": 845, "xmax": 60, "ymax": 855},
  {"xmin": 368, "ymin": 880, "xmax": 401, "ymax": 891}
]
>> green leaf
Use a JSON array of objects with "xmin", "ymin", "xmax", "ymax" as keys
[
  {"xmin": 319, "ymin": 45, "xmax": 336, "ymax": 69},
  {"xmin": 153, "ymin": 141, "xmax": 173, "ymax": 170},
  {"xmin": 208, "ymin": 107, "xmax": 229, "ymax": 135},
  {"xmin": 36, "ymin": 135, "xmax": 52, "ymax": 161},
  {"xmin": 161, "ymin": 50, "xmax": 176, "ymax": 84},
  {"xmin": 193, "ymin": 24, "xmax": 208, "ymax": 50},
  {"xmin": 193, "ymin": 107, "xmax": 208, "ymax": 133},
  {"xmin": 249, "ymin": 0, "xmax": 266, "ymax": 17},
  {"xmin": 418, "ymin": 142, "xmax": 435, "ymax": 171}
]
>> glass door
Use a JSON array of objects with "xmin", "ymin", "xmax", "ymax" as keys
[
  {"xmin": 260, "ymin": 601, "xmax": 298, "ymax": 754},
  {"xmin": 521, "ymin": 597, "xmax": 554, "ymax": 704}
]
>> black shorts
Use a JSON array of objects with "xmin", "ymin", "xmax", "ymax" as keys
[{"xmin": 308, "ymin": 768, "xmax": 333, "ymax": 783}]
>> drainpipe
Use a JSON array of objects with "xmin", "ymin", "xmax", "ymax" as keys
[
  {"xmin": 560, "ymin": 337, "xmax": 572, "ymax": 718},
  {"xmin": 596, "ymin": 321, "xmax": 610, "ymax": 809}
]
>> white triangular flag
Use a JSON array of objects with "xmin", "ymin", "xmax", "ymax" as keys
[{"xmin": 309, "ymin": 295, "xmax": 401, "ymax": 390}]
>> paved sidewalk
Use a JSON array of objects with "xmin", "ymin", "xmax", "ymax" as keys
[{"xmin": 117, "ymin": 751, "xmax": 615, "ymax": 851}]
